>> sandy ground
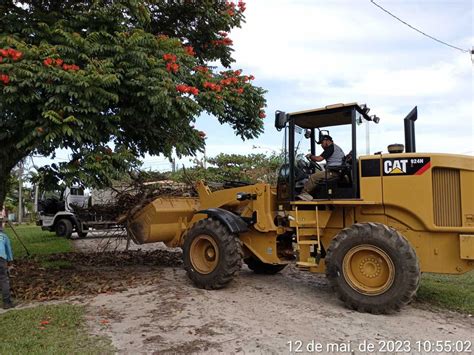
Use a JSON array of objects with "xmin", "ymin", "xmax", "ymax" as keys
[{"xmin": 70, "ymin": 237, "xmax": 474, "ymax": 354}]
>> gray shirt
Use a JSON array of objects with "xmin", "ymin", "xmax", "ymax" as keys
[{"xmin": 321, "ymin": 143, "xmax": 345, "ymax": 167}]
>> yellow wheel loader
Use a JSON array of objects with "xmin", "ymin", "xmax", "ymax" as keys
[{"xmin": 128, "ymin": 103, "xmax": 474, "ymax": 314}]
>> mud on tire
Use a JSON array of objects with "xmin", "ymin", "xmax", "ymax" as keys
[
  {"xmin": 325, "ymin": 222, "xmax": 420, "ymax": 314},
  {"xmin": 183, "ymin": 218, "xmax": 243, "ymax": 290}
]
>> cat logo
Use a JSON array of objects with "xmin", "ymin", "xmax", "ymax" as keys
[
  {"xmin": 384, "ymin": 159, "xmax": 408, "ymax": 175},
  {"xmin": 382, "ymin": 157, "xmax": 431, "ymax": 176}
]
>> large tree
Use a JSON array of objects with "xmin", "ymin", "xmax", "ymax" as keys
[{"xmin": 0, "ymin": 0, "xmax": 266, "ymax": 208}]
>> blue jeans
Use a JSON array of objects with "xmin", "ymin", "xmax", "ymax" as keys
[{"xmin": 0, "ymin": 258, "xmax": 11, "ymax": 304}]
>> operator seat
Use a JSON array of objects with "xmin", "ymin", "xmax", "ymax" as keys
[{"xmin": 315, "ymin": 151, "xmax": 354, "ymax": 198}]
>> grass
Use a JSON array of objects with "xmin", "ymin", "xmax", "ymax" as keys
[
  {"xmin": 0, "ymin": 304, "xmax": 114, "ymax": 354},
  {"xmin": 3, "ymin": 224, "xmax": 73, "ymax": 259},
  {"xmin": 418, "ymin": 271, "xmax": 474, "ymax": 314}
]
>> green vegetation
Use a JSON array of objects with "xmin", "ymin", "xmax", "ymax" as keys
[
  {"xmin": 0, "ymin": 1, "xmax": 266, "ymax": 208},
  {"xmin": 0, "ymin": 304, "xmax": 113, "ymax": 354},
  {"xmin": 418, "ymin": 272, "xmax": 474, "ymax": 314},
  {"xmin": 170, "ymin": 152, "xmax": 284, "ymax": 184},
  {"xmin": 4, "ymin": 224, "xmax": 72, "ymax": 259}
]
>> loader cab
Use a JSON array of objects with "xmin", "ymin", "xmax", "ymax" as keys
[{"xmin": 275, "ymin": 103, "xmax": 375, "ymax": 202}]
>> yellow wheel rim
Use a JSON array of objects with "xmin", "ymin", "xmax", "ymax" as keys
[
  {"xmin": 342, "ymin": 245, "xmax": 395, "ymax": 296},
  {"xmin": 190, "ymin": 235, "xmax": 219, "ymax": 274}
]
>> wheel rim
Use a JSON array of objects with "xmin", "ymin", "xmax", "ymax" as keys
[
  {"xmin": 190, "ymin": 235, "xmax": 219, "ymax": 274},
  {"xmin": 342, "ymin": 244, "xmax": 395, "ymax": 296}
]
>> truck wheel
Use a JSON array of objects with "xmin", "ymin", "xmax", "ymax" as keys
[
  {"xmin": 55, "ymin": 219, "xmax": 73, "ymax": 238},
  {"xmin": 325, "ymin": 222, "xmax": 420, "ymax": 314},
  {"xmin": 244, "ymin": 257, "xmax": 287, "ymax": 274},
  {"xmin": 183, "ymin": 218, "xmax": 243, "ymax": 290}
]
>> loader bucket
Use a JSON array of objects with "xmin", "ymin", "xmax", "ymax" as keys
[{"xmin": 128, "ymin": 197, "xmax": 200, "ymax": 247}]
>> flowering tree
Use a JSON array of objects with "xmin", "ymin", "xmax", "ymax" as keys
[{"xmin": 0, "ymin": 0, "xmax": 266, "ymax": 208}]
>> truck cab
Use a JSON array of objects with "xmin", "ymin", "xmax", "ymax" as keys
[{"xmin": 37, "ymin": 186, "xmax": 88, "ymax": 238}]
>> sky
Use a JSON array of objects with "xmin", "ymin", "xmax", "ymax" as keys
[
  {"xmin": 34, "ymin": 0, "xmax": 473, "ymax": 171},
  {"xmin": 146, "ymin": 0, "xmax": 473, "ymax": 171}
]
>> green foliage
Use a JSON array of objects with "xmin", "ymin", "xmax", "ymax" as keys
[
  {"xmin": 171, "ymin": 152, "xmax": 284, "ymax": 184},
  {"xmin": 0, "ymin": 1, "xmax": 266, "ymax": 205}
]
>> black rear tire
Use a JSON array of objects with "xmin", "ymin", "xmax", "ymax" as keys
[
  {"xmin": 244, "ymin": 257, "xmax": 287, "ymax": 274},
  {"xmin": 325, "ymin": 222, "xmax": 420, "ymax": 314},
  {"xmin": 183, "ymin": 218, "xmax": 243, "ymax": 290},
  {"xmin": 55, "ymin": 219, "xmax": 73, "ymax": 238}
]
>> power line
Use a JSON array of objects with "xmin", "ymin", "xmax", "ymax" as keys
[{"xmin": 370, "ymin": 0, "xmax": 471, "ymax": 54}]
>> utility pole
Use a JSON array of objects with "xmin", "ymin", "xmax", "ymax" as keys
[
  {"xmin": 34, "ymin": 184, "xmax": 39, "ymax": 213},
  {"xmin": 18, "ymin": 161, "xmax": 23, "ymax": 223},
  {"xmin": 171, "ymin": 158, "xmax": 176, "ymax": 173}
]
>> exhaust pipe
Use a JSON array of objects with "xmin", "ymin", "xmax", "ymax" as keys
[{"xmin": 404, "ymin": 106, "xmax": 417, "ymax": 153}]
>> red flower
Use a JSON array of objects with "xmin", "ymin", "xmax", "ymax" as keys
[
  {"xmin": 43, "ymin": 57, "xmax": 53, "ymax": 66},
  {"xmin": 211, "ymin": 38, "xmax": 233, "ymax": 47},
  {"xmin": 238, "ymin": 1, "xmax": 246, "ymax": 12},
  {"xmin": 190, "ymin": 87, "xmax": 199, "ymax": 95},
  {"xmin": 163, "ymin": 53, "xmax": 177, "ymax": 62},
  {"xmin": 184, "ymin": 46, "xmax": 195, "ymax": 56},
  {"xmin": 9, "ymin": 50, "xmax": 21, "ymax": 61},
  {"xmin": 0, "ymin": 48, "xmax": 23, "ymax": 61},
  {"xmin": 249, "ymin": 75, "xmax": 255, "ymax": 80},
  {"xmin": 236, "ymin": 88, "xmax": 244, "ymax": 94},
  {"xmin": 0, "ymin": 74, "xmax": 9, "ymax": 85},
  {"xmin": 166, "ymin": 62, "xmax": 179, "ymax": 73},
  {"xmin": 234, "ymin": 70, "xmax": 242, "ymax": 76},
  {"xmin": 176, "ymin": 84, "xmax": 188, "ymax": 93},
  {"xmin": 259, "ymin": 111, "xmax": 266, "ymax": 119},
  {"xmin": 63, "ymin": 63, "xmax": 80, "ymax": 71},
  {"xmin": 55, "ymin": 58, "xmax": 64, "ymax": 66},
  {"xmin": 194, "ymin": 66, "xmax": 209, "ymax": 73}
]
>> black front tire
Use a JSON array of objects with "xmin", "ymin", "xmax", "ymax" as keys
[
  {"xmin": 55, "ymin": 219, "xmax": 73, "ymax": 238},
  {"xmin": 325, "ymin": 222, "xmax": 420, "ymax": 314},
  {"xmin": 183, "ymin": 218, "xmax": 243, "ymax": 290},
  {"xmin": 244, "ymin": 257, "xmax": 287, "ymax": 275}
]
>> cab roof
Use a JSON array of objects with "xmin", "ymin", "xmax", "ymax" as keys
[{"xmin": 289, "ymin": 102, "xmax": 371, "ymax": 129}]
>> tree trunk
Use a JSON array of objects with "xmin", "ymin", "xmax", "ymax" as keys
[{"xmin": 0, "ymin": 149, "xmax": 24, "ymax": 212}]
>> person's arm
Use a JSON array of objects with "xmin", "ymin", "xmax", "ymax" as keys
[{"xmin": 307, "ymin": 145, "xmax": 334, "ymax": 162}]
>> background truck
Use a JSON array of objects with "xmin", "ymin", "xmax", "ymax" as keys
[
  {"xmin": 126, "ymin": 102, "xmax": 473, "ymax": 313},
  {"xmin": 37, "ymin": 186, "xmax": 122, "ymax": 238}
]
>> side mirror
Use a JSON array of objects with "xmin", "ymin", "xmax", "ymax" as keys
[{"xmin": 275, "ymin": 110, "xmax": 287, "ymax": 131}]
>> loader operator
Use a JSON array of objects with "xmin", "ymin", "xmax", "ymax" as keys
[{"xmin": 297, "ymin": 135, "xmax": 345, "ymax": 201}]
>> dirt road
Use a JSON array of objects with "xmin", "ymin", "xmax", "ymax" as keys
[{"xmin": 83, "ymin": 254, "xmax": 473, "ymax": 354}]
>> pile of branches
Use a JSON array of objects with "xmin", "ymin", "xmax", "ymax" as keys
[
  {"xmin": 10, "ymin": 250, "xmax": 183, "ymax": 302},
  {"xmin": 71, "ymin": 176, "xmax": 197, "ymax": 223}
]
